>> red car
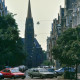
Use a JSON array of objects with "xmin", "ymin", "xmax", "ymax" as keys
[{"xmin": 0, "ymin": 68, "xmax": 26, "ymax": 79}]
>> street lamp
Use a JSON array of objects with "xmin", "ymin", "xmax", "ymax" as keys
[{"xmin": 36, "ymin": 20, "xmax": 52, "ymax": 25}]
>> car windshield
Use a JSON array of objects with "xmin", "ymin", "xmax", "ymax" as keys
[
  {"xmin": 58, "ymin": 68, "xmax": 63, "ymax": 70},
  {"xmin": 39, "ymin": 69, "xmax": 48, "ymax": 72},
  {"xmin": 47, "ymin": 69, "xmax": 54, "ymax": 72},
  {"xmin": 10, "ymin": 69, "xmax": 20, "ymax": 73}
]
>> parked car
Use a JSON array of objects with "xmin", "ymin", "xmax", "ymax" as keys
[
  {"xmin": 0, "ymin": 68, "xmax": 26, "ymax": 79},
  {"xmin": 0, "ymin": 73, "xmax": 4, "ymax": 79},
  {"xmin": 28, "ymin": 68, "xmax": 56, "ymax": 78},
  {"xmin": 19, "ymin": 65, "xmax": 28, "ymax": 72},
  {"xmin": 55, "ymin": 67, "xmax": 75, "ymax": 76},
  {"xmin": 46, "ymin": 68, "xmax": 57, "ymax": 77}
]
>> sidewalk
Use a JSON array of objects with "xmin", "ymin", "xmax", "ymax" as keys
[
  {"xmin": 78, "ymin": 73, "xmax": 80, "ymax": 79},
  {"xmin": 57, "ymin": 73, "xmax": 80, "ymax": 80}
]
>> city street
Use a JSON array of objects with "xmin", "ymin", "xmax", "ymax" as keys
[
  {"xmin": 3, "ymin": 77, "xmax": 57, "ymax": 80},
  {"xmin": 23, "ymin": 71, "xmax": 57, "ymax": 80},
  {"xmin": 15, "ymin": 78, "xmax": 57, "ymax": 80},
  {"xmin": 3, "ymin": 75, "xmax": 57, "ymax": 80},
  {"xmin": 2, "ymin": 73, "xmax": 80, "ymax": 80},
  {"xmin": 2, "ymin": 71, "xmax": 57, "ymax": 80}
]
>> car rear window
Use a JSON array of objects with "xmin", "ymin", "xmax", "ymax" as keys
[
  {"xmin": 39, "ymin": 69, "xmax": 48, "ymax": 72},
  {"xmin": 47, "ymin": 69, "xmax": 54, "ymax": 72}
]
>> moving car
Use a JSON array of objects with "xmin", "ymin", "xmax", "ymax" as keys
[
  {"xmin": 55, "ymin": 67, "xmax": 75, "ymax": 75},
  {"xmin": 28, "ymin": 68, "xmax": 56, "ymax": 78},
  {"xmin": 0, "ymin": 68, "xmax": 26, "ymax": 79}
]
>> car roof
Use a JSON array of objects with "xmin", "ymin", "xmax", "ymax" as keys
[{"xmin": 4, "ymin": 68, "xmax": 18, "ymax": 70}]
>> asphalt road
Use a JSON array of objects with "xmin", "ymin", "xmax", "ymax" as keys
[
  {"xmin": 24, "ymin": 72, "xmax": 57, "ymax": 80},
  {"xmin": 2, "ymin": 70, "xmax": 80, "ymax": 80},
  {"xmin": 3, "ymin": 78, "xmax": 57, "ymax": 80}
]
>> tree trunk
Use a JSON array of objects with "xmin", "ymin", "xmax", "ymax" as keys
[{"xmin": 75, "ymin": 63, "xmax": 78, "ymax": 80}]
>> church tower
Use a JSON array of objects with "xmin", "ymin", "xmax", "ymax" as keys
[{"xmin": 25, "ymin": 0, "xmax": 34, "ymax": 68}]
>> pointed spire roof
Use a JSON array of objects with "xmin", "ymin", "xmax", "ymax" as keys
[{"xmin": 27, "ymin": 0, "xmax": 32, "ymax": 18}]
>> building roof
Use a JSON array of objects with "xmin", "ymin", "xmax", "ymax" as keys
[
  {"xmin": 21, "ymin": 38, "xmax": 41, "ymax": 48},
  {"xmin": 27, "ymin": 0, "xmax": 32, "ymax": 18},
  {"xmin": 34, "ymin": 38, "xmax": 41, "ymax": 48}
]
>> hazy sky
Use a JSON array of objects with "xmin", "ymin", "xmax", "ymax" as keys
[{"xmin": 5, "ymin": 0, "xmax": 64, "ymax": 50}]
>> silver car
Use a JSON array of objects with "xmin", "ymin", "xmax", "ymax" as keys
[{"xmin": 28, "ymin": 68, "xmax": 57, "ymax": 78}]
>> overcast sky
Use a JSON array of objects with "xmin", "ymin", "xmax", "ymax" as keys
[{"xmin": 5, "ymin": 0, "xmax": 64, "ymax": 50}]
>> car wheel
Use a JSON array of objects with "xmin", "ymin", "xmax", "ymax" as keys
[
  {"xmin": 56, "ymin": 72, "xmax": 59, "ymax": 76},
  {"xmin": 40, "ymin": 75, "xmax": 43, "ymax": 79},
  {"xmin": 2, "ymin": 77, "xmax": 4, "ymax": 79},
  {"xmin": 30, "ymin": 75, "xmax": 33, "ymax": 78},
  {"xmin": 22, "ymin": 76, "xmax": 26, "ymax": 79},
  {"xmin": 11, "ymin": 76, "xmax": 16, "ymax": 79},
  {"xmin": 55, "ymin": 75, "xmax": 57, "ymax": 78},
  {"xmin": 0, "ymin": 77, "xmax": 4, "ymax": 79}
]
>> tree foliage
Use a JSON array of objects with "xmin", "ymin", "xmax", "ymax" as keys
[
  {"xmin": 0, "ymin": 14, "xmax": 25, "ymax": 67},
  {"xmin": 42, "ymin": 60, "xmax": 54, "ymax": 66},
  {"xmin": 52, "ymin": 27, "xmax": 80, "ymax": 66}
]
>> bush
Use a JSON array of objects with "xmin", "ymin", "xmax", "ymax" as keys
[
  {"xmin": 42, "ymin": 60, "xmax": 54, "ymax": 66},
  {"xmin": 63, "ymin": 71, "xmax": 75, "ymax": 79}
]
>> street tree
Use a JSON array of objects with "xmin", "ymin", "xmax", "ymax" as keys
[
  {"xmin": 0, "ymin": 14, "xmax": 26, "ymax": 67},
  {"xmin": 52, "ymin": 26, "xmax": 80, "ymax": 79},
  {"xmin": 42, "ymin": 60, "xmax": 54, "ymax": 66}
]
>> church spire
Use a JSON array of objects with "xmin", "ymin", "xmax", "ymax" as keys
[{"xmin": 27, "ymin": 0, "xmax": 32, "ymax": 18}]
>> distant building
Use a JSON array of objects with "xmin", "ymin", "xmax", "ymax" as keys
[
  {"xmin": 47, "ymin": 0, "xmax": 80, "ymax": 71},
  {"xmin": 64, "ymin": 0, "xmax": 76, "ymax": 28},
  {"xmin": 25, "ymin": 0, "xmax": 34, "ymax": 68},
  {"xmin": 24, "ymin": 0, "xmax": 46, "ymax": 68},
  {"xmin": 59, "ymin": 6, "xmax": 66, "ymax": 32},
  {"xmin": 47, "ymin": 0, "xmax": 80, "ymax": 70},
  {"xmin": 33, "ymin": 38, "xmax": 46, "ymax": 67},
  {"xmin": 0, "ymin": 0, "xmax": 7, "ymax": 16},
  {"xmin": 47, "ymin": 5, "xmax": 66, "ymax": 69},
  {"xmin": 47, "ymin": 37, "xmax": 51, "ymax": 60},
  {"xmin": 47, "ymin": 36, "xmax": 53, "ymax": 63},
  {"xmin": 22, "ymin": 37, "xmax": 46, "ymax": 68},
  {"xmin": 72, "ymin": 0, "xmax": 80, "ymax": 28},
  {"xmin": 47, "ymin": 18, "xmax": 61, "ymax": 69}
]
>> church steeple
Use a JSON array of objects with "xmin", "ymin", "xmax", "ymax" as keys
[{"xmin": 27, "ymin": 0, "xmax": 32, "ymax": 18}]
